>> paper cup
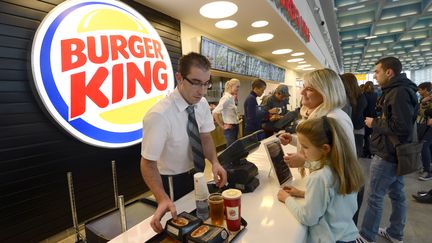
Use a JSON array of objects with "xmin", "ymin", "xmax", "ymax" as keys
[{"xmin": 222, "ymin": 189, "xmax": 242, "ymax": 231}]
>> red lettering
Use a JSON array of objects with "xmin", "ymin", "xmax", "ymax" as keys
[
  {"xmin": 153, "ymin": 61, "xmax": 167, "ymax": 91},
  {"xmin": 127, "ymin": 61, "xmax": 152, "ymax": 98},
  {"xmin": 143, "ymin": 37, "xmax": 154, "ymax": 58},
  {"xmin": 87, "ymin": 36, "xmax": 109, "ymax": 64},
  {"xmin": 128, "ymin": 35, "xmax": 144, "ymax": 58},
  {"xmin": 70, "ymin": 68, "xmax": 109, "ymax": 119},
  {"xmin": 112, "ymin": 63, "xmax": 123, "ymax": 104},
  {"xmin": 61, "ymin": 38, "xmax": 87, "ymax": 72},
  {"xmin": 110, "ymin": 35, "xmax": 129, "ymax": 61},
  {"xmin": 152, "ymin": 39, "xmax": 163, "ymax": 59}
]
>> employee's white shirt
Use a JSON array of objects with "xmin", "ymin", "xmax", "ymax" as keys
[
  {"xmin": 212, "ymin": 92, "xmax": 239, "ymax": 124},
  {"xmin": 141, "ymin": 88, "xmax": 215, "ymax": 175}
]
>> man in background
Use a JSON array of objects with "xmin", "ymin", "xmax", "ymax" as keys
[{"xmin": 261, "ymin": 84, "xmax": 290, "ymax": 137}]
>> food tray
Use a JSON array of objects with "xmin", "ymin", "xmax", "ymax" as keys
[{"xmin": 146, "ymin": 210, "xmax": 247, "ymax": 243}]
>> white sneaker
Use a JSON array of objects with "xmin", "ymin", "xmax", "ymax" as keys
[
  {"xmin": 378, "ymin": 227, "xmax": 403, "ymax": 243},
  {"xmin": 355, "ymin": 234, "xmax": 375, "ymax": 243}
]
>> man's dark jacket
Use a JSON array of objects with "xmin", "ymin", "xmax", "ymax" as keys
[{"xmin": 371, "ymin": 73, "xmax": 418, "ymax": 163}]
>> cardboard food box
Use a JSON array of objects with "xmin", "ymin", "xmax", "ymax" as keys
[
  {"xmin": 165, "ymin": 211, "xmax": 202, "ymax": 241},
  {"xmin": 186, "ymin": 224, "xmax": 229, "ymax": 243}
]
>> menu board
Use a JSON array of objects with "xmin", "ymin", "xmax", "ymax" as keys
[
  {"xmin": 227, "ymin": 49, "xmax": 248, "ymax": 74},
  {"xmin": 201, "ymin": 37, "xmax": 228, "ymax": 71},
  {"xmin": 201, "ymin": 36, "xmax": 285, "ymax": 82}
]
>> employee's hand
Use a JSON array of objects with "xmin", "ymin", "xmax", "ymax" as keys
[
  {"xmin": 282, "ymin": 186, "xmax": 305, "ymax": 198},
  {"xmin": 269, "ymin": 108, "xmax": 279, "ymax": 114},
  {"xmin": 151, "ymin": 197, "xmax": 177, "ymax": 233},
  {"xmin": 365, "ymin": 117, "xmax": 373, "ymax": 128},
  {"xmin": 278, "ymin": 133, "xmax": 292, "ymax": 145},
  {"xmin": 269, "ymin": 114, "xmax": 281, "ymax": 121},
  {"xmin": 284, "ymin": 153, "xmax": 305, "ymax": 168},
  {"xmin": 427, "ymin": 118, "xmax": 432, "ymax": 126},
  {"xmin": 212, "ymin": 162, "xmax": 227, "ymax": 188},
  {"xmin": 277, "ymin": 188, "xmax": 290, "ymax": 202}
]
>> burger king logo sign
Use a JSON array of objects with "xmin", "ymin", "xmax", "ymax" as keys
[{"xmin": 31, "ymin": 0, "xmax": 174, "ymax": 148}]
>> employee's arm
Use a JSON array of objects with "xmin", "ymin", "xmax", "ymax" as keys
[
  {"xmin": 213, "ymin": 112, "xmax": 225, "ymax": 128},
  {"xmin": 140, "ymin": 157, "xmax": 176, "ymax": 233},
  {"xmin": 200, "ymin": 133, "xmax": 227, "ymax": 187}
]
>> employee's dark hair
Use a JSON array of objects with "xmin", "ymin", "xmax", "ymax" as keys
[
  {"xmin": 375, "ymin": 57, "xmax": 402, "ymax": 76},
  {"xmin": 251, "ymin": 78, "xmax": 266, "ymax": 89},
  {"xmin": 418, "ymin": 82, "xmax": 432, "ymax": 91},
  {"xmin": 178, "ymin": 52, "xmax": 211, "ymax": 77}
]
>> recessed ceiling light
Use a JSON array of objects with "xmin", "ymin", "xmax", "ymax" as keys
[
  {"xmin": 247, "ymin": 33, "xmax": 274, "ymax": 42},
  {"xmin": 364, "ymin": 35, "xmax": 377, "ymax": 39},
  {"xmin": 215, "ymin": 20, "xmax": 237, "ymax": 29},
  {"xmin": 272, "ymin": 49, "xmax": 292, "ymax": 54},
  {"xmin": 251, "ymin": 20, "xmax": 269, "ymax": 28},
  {"xmin": 298, "ymin": 64, "xmax": 311, "ymax": 68},
  {"xmin": 303, "ymin": 67, "xmax": 316, "ymax": 70},
  {"xmin": 287, "ymin": 58, "xmax": 304, "ymax": 62},
  {"xmin": 298, "ymin": 61, "xmax": 306, "ymax": 64},
  {"xmin": 199, "ymin": 1, "xmax": 238, "ymax": 19},
  {"xmin": 291, "ymin": 52, "xmax": 305, "ymax": 56}
]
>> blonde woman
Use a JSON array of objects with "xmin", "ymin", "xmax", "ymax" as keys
[{"xmin": 213, "ymin": 78, "xmax": 240, "ymax": 146}]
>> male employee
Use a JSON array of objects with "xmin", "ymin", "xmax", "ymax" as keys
[{"xmin": 140, "ymin": 52, "xmax": 227, "ymax": 233}]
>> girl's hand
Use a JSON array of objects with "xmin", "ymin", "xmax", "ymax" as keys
[
  {"xmin": 277, "ymin": 188, "xmax": 290, "ymax": 202},
  {"xmin": 282, "ymin": 186, "xmax": 305, "ymax": 198},
  {"xmin": 283, "ymin": 153, "xmax": 305, "ymax": 168}
]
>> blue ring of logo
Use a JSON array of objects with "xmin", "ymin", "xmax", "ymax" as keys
[{"xmin": 40, "ymin": 1, "xmax": 143, "ymax": 145}]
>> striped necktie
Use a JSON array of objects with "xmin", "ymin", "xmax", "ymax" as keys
[{"xmin": 186, "ymin": 106, "xmax": 205, "ymax": 172}]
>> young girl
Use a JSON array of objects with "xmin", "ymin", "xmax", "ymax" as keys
[{"xmin": 277, "ymin": 116, "xmax": 364, "ymax": 243}]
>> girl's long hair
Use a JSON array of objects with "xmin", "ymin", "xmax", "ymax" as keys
[{"xmin": 296, "ymin": 117, "xmax": 364, "ymax": 194}]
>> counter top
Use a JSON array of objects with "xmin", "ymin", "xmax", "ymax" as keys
[{"xmin": 109, "ymin": 137, "xmax": 307, "ymax": 243}]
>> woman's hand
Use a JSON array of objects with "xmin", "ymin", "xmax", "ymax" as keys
[
  {"xmin": 277, "ymin": 188, "xmax": 290, "ymax": 202},
  {"xmin": 282, "ymin": 186, "xmax": 305, "ymax": 198},
  {"xmin": 283, "ymin": 153, "xmax": 305, "ymax": 168},
  {"xmin": 278, "ymin": 133, "xmax": 292, "ymax": 145}
]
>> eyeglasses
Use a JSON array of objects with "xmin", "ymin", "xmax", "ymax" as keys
[{"xmin": 183, "ymin": 76, "xmax": 212, "ymax": 89}]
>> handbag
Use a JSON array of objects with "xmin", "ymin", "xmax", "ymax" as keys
[{"xmin": 389, "ymin": 123, "xmax": 423, "ymax": 176}]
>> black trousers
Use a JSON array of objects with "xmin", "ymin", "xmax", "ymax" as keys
[{"xmin": 161, "ymin": 169, "xmax": 195, "ymax": 201}]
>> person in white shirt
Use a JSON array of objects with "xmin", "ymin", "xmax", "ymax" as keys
[
  {"xmin": 212, "ymin": 78, "xmax": 240, "ymax": 146},
  {"xmin": 140, "ymin": 52, "xmax": 227, "ymax": 233},
  {"xmin": 277, "ymin": 116, "xmax": 364, "ymax": 243}
]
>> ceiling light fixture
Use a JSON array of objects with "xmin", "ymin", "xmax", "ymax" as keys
[
  {"xmin": 347, "ymin": 5, "xmax": 365, "ymax": 11},
  {"xmin": 272, "ymin": 49, "xmax": 292, "ymax": 54},
  {"xmin": 199, "ymin": 1, "xmax": 238, "ymax": 19},
  {"xmin": 251, "ymin": 20, "xmax": 269, "ymax": 28},
  {"xmin": 298, "ymin": 61, "xmax": 306, "ymax": 64},
  {"xmin": 298, "ymin": 64, "xmax": 311, "ymax": 68},
  {"xmin": 303, "ymin": 67, "xmax": 316, "ymax": 71},
  {"xmin": 291, "ymin": 52, "xmax": 305, "ymax": 56},
  {"xmin": 247, "ymin": 33, "xmax": 274, "ymax": 42},
  {"xmin": 287, "ymin": 58, "xmax": 304, "ymax": 62},
  {"xmin": 215, "ymin": 20, "xmax": 237, "ymax": 29},
  {"xmin": 364, "ymin": 35, "xmax": 377, "ymax": 39}
]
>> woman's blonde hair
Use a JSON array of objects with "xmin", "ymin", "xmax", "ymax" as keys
[
  {"xmin": 300, "ymin": 69, "xmax": 347, "ymax": 119},
  {"xmin": 296, "ymin": 117, "xmax": 364, "ymax": 195},
  {"xmin": 225, "ymin": 78, "xmax": 240, "ymax": 93}
]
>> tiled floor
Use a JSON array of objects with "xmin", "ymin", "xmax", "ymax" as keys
[
  {"xmin": 357, "ymin": 157, "xmax": 432, "ymax": 243},
  {"xmin": 48, "ymin": 159, "xmax": 432, "ymax": 243}
]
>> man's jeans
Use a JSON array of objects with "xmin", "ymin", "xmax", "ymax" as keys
[
  {"xmin": 359, "ymin": 155, "xmax": 406, "ymax": 242},
  {"xmin": 224, "ymin": 124, "xmax": 238, "ymax": 147}
]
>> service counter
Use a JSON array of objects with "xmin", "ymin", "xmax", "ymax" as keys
[{"xmin": 109, "ymin": 137, "xmax": 307, "ymax": 243}]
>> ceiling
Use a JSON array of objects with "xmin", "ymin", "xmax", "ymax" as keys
[
  {"xmin": 136, "ymin": 0, "xmax": 324, "ymax": 74},
  {"xmin": 334, "ymin": 0, "xmax": 432, "ymax": 73}
]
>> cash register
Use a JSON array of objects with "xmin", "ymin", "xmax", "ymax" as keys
[{"xmin": 217, "ymin": 130, "xmax": 263, "ymax": 192}]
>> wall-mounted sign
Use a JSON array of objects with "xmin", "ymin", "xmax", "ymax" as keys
[
  {"xmin": 272, "ymin": 0, "xmax": 311, "ymax": 43},
  {"xmin": 31, "ymin": 0, "xmax": 174, "ymax": 148}
]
